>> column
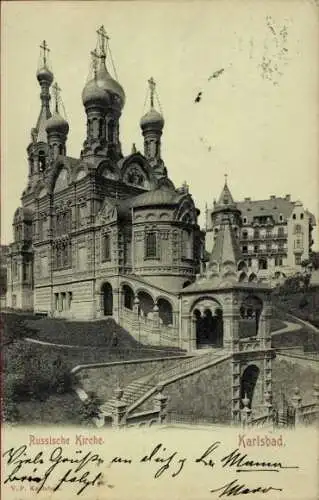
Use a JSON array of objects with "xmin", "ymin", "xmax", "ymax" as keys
[
  {"xmin": 151, "ymin": 303, "xmax": 161, "ymax": 346},
  {"xmin": 231, "ymin": 358, "xmax": 241, "ymax": 424},
  {"xmin": 111, "ymin": 388, "xmax": 127, "ymax": 429}
]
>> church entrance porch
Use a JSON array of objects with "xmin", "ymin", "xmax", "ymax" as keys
[
  {"xmin": 192, "ymin": 301, "xmax": 224, "ymax": 349},
  {"xmin": 101, "ymin": 282, "xmax": 113, "ymax": 316}
]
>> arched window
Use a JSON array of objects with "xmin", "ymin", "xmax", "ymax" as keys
[
  {"xmin": 38, "ymin": 151, "xmax": 46, "ymax": 172},
  {"xmin": 182, "ymin": 229, "xmax": 193, "ymax": 259},
  {"xmin": 145, "ymin": 231, "xmax": 157, "ymax": 259},
  {"xmin": 102, "ymin": 234, "xmax": 111, "ymax": 262},
  {"xmin": 242, "ymin": 230, "xmax": 248, "ymax": 239}
]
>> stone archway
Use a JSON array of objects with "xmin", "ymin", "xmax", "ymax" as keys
[
  {"xmin": 137, "ymin": 290, "xmax": 154, "ymax": 318},
  {"xmin": 192, "ymin": 298, "xmax": 224, "ymax": 348},
  {"xmin": 101, "ymin": 282, "xmax": 113, "ymax": 316},
  {"xmin": 122, "ymin": 284, "xmax": 134, "ymax": 310},
  {"xmin": 239, "ymin": 295, "xmax": 263, "ymax": 337},
  {"xmin": 240, "ymin": 365, "xmax": 260, "ymax": 409},
  {"xmin": 157, "ymin": 298, "xmax": 173, "ymax": 326}
]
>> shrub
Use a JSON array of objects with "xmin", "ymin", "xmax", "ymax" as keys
[{"xmin": 79, "ymin": 393, "xmax": 103, "ymax": 425}]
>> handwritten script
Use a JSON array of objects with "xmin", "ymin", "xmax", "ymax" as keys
[{"xmin": 2, "ymin": 441, "xmax": 299, "ymax": 496}]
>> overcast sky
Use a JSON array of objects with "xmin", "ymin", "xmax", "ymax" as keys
[{"xmin": 1, "ymin": 1, "xmax": 318, "ymax": 247}]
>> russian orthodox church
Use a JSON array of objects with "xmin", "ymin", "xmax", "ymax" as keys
[
  {"xmin": 6, "ymin": 27, "xmax": 273, "ymax": 395},
  {"xmin": 6, "ymin": 27, "xmax": 204, "ymax": 325}
]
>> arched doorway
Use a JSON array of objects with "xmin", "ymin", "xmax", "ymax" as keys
[
  {"xmin": 240, "ymin": 365, "xmax": 260, "ymax": 409},
  {"xmin": 122, "ymin": 284, "xmax": 134, "ymax": 310},
  {"xmin": 137, "ymin": 291, "xmax": 154, "ymax": 318},
  {"xmin": 101, "ymin": 282, "xmax": 113, "ymax": 316},
  {"xmin": 193, "ymin": 300, "xmax": 224, "ymax": 348},
  {"xmin": 157, "ymin": 298, "xmax": 173, "ymax": 326}
]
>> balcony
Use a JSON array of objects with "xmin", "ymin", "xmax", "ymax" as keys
[{"xmin": 293, "ymin": 247, "xmax": 304, "ymax": 254}]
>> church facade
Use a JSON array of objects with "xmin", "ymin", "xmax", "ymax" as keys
[{"xmin": 6, "ymin": 29, "xmax": 205, "ymax": 327}]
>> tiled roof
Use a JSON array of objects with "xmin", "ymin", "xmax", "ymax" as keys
[
  {"xmin": 236, "ymin": 197, "xmax": 295, "ymax": 223},
  {"xmin": 210, "ymin": 219, "xmax": 243, "ymax": 264}
]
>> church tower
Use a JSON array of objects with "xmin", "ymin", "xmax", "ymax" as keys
[
  {"xmin": 206, "ymin": 177, "xmax": 242, "ymax": 253},
  {"xmin": 81, "ymin": 26, "xmax": 125, "ymax": 160},
  {"xmin": 45, "ymin": 82, "xmax": 69, "ymax": 160},
  {"xmin": 27, "ymin": 41, "xmax": 54, "ymax": 187},
  {"xmin": 140, "ymin": 78, "xmax": 167, "ymax": 180}
]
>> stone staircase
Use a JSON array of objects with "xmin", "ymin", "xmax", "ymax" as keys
[
  {"xmin": 100, "ymin": 374, "xmax": 158, "ymax": 415},
  {"xmin": 100, "ymin": 348, "xmax": 230, "ymax": 418}
]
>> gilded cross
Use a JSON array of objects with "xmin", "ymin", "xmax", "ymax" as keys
[
  {"xmin": 148, "ymin": 77, "xmax": 156, "ymax": 108},
  {"xmin": 40, "ymin": 40, "xmax": 50, "ymax": 66},
  {"xmin": 52, "ymin": 82, "xmax": 61, "ymax": 113},
  {"xmin": 96, "ymin": 25, "xmax": 109, "ymax": 56}
]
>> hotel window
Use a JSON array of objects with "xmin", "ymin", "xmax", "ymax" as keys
[
  {"xmin": 253, "ymin": 229, "xmax": 259, "ymax": 239},
  {"xmin": 254, "ymin": 245, "xmax": 258, "ymax": 253},
  {"xmin": 295, "ymin": 255, "xmax": 301, "ymax": 265},
  {"xmin": 278, "ymin": 227, "xmax": 284, "ymax": 237},
  {"xmin": 145, "ymin": 231, "xmax": 157, "ymax": 259},
  {"xmin": 242, "ymin": 246, "xmax": 248, "ymax": 254},
  {"xmin": 102, "ymin": 234, "xmax": 111, "ymax": 262},
  {"xmin": 294, "ymin": 224, "xmax": 302, "ymax": 234},
  {"xmin": 279, "ymin": 214, "xmax": 283, "ymax": 222},
  {"xmin": 293, "ymin": 214, "xmax": 296, "ymax": 220},
  {"xmin": 300, "ymin": 213, "xmax": 304, "ymax": 220},
  {"xmin": 242, "ymin": 230, "xmax": 248, "ymax": 240},
  {"xmin": 243, "ymin": 217, "xmax": 247, "ymax": 224}
]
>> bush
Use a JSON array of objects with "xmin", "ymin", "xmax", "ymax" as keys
[
  {"xmin": 79, "ymin": 393, "xmax": 103, "ymax": 425},
  {"xmin": 3, "ymin": 339, "xmax": 75, "ymax": 417}
]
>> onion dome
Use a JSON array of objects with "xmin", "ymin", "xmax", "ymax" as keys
[
  {"xmin": 36, "ymin": 65, "xmax": 54, "ymax": 85},
  {"xmin": 140, "ymin": 77, "xmax": 164, "ymax": 130},
  {"xmin": 82, "ymin": 63, "xmax": 125, "ymax": 109},
  {"xmin": 140, "ymin": 108, "xmax": 164, "ymax": 130},
  {"xmin": 45, "ymin": 112, "xmax": 69, "ymax": 135},
  {"xmin": 82, "ymin": 78, "xmax": 110, "ymax": 108}
]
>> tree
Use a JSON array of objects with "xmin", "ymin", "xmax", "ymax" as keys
[{"xmin": 310, "ymin": 251, "xmax": 319, "ymax": 270}]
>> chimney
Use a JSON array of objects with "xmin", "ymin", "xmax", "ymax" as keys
[
  {"xmin": 285, "ymin": 194, "xmax": 291, "ymax": 201},
  {"xmin": 270, "ymin": 195, "xmax": 276, "ymax": 199},
  {"xmin": 244, "ymin": 197, "xmax": 251, "ymax": 201}
]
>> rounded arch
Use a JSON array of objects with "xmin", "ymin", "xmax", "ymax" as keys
[
  {"xmin": 248, "ymin": 272, "xmax": 258, "ymax": 283},
  {"xmin": 237, "ymin": 260, "xmax": 247, "ymax": 272},
  {"xmin": 137, "ymin": 290, "xmax": 154, "ymax": 318},
  {"xmin": 101, "ymin": 282, "xmax": 113, "ymax": 316},
  {"xmin": 239, "ymin": 295, "xmax": 263, "ymax": 337},
  {"xmin": 174, "ymin": 196, "xmax": 196, "ymax": 222},
  {"xmin": 121, "ymin": 159, "xmax": 151, "ymax": 189},
  {"xmin": 122, "ymin": 283, "xmax": 134, "ymax": 310},
  {"xmin": 240, "ymin": 364, "xmax": 260, "ymax": 409},
  {"xmin": 239, "ymin": 271, "xmax": 247, "ymax": 282},
  {"xmin": 157, "ymin": 298, "xmax": 173, "ymax": 326},
  {"xmin": 191, "ymin": 298, "xmax": 224, "ymax": 348},
  {"xmin": 190, "ymin": 295, "xmax": 223, "ymax": 314}
]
